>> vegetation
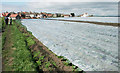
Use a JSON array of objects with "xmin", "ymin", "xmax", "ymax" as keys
[
  {"xmin": 2, "ymin": 20, "xmax": 37, "ymax": 71},
  {"xmin": 2, "ymin": 18, "xmax": 84, "ymax": 72},
  {"xmin": 26, "ymin": 37, "xmax": 35, "ymax": 47}
]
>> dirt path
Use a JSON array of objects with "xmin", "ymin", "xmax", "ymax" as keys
[{"xmin": 2, "ymin": 25, "xmax": 14, "ymax": 71}]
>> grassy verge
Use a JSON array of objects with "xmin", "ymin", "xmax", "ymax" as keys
[{"xmin": 2, "ymin": 20, "xmax": 37, "ymax": 71}]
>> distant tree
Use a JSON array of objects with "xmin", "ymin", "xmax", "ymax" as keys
[
  {"xmin": 6, "ymin": 11, "xmax": 8, "ymax": 13},
  {"xmin": 70, "ymin": 13, "xmax": 75, "ymax": 17},
  {"xmin": 57, "ymin": 14, "xmax": 61, "ymax": 17},
  {"xmin": 21, "ymin": 13, "xmax": 26, "ymax": 18}
]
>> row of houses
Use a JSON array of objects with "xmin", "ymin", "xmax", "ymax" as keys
[
  {"xmin": 0, "ymin": 13, "xmax": 21, "ymax": 20},
  {"xmin": 0, "ymin": 12, "xmax": 93, "ymax": 19},
  {"xmin": 0, "ymin": 12, "xmax": 75, "ymax": 19},
  {"xmin": 20, "ymin": 12, "xmax": 74, "ymax": 19}
]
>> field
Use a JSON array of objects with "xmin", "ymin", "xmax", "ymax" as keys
[
  {"xmin": 22, "ymin": 19, "xmax": 118, "ymax": 71},
  {"xmin": 2, "ymin": 18, "xmax": 83, "ymax": 72}
]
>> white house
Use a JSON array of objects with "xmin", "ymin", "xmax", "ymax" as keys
[
  {"xmin": 30, "ymin": 14, "xmax": 35, "ymax": 18},
  {"xmin": 81, "ymin": 13, "xmax": 89, "ymax": 17},
  {"xmin": 37, "ymin": 14, "xmax": 44, "ymax": 18}
]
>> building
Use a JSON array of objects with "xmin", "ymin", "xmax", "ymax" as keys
[
  {"xmin": 2, "ymin": 13, "xmax": 9, "ymax": 17},
  {"xmin": 30, "ymin": 14, "xmax": 35, "ymax": 18},
  {"xmin": 16, "ymin": 14, "xmax": 21, "ymax": 19},
  {"xmin": 53, "ymin": 14, "xmax": 57, "ymax": 18},
  {"xmin": 36, "ymin": 14, "xmax": 41, "ymax": 19},
  {"xmin": 10, "ymin": 14, "xmax": 18, "ymax": 20},
  {"xmin": 63, "ymin": 14, "xmax": 70, "ymax": 17},
  {"xmin": 81, "ymin": 13, "xmax": 89, "ymax": 17}
]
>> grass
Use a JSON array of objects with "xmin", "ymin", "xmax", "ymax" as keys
[
  {"xmin": 11, "ymin": 22, "xmax": 37, "ymax": 71},
  {"xmin": 45, "ymin": 62, "xmax": 51, "ymax": 68},
  {"xmin": 51, "ymin": 61, "xmax": 57, "ymax": 67},
  {"xmin": 2, "ymin": 20, "xmax": 37, "ymax": 71},
  {"xmin": 33, "ymin": 51, "xmax": 41, "ymax": 59},
  {"xmin": 26, "ymin": 37, "xmax": 35, "ymax": 47},
  {"xmin": 0, "ymin": 18, "xmax": 2, "ymax": 30}
]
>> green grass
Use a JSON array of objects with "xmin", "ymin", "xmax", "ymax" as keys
[
  {"xmin": 2, "ymin": 20, "xmax": 37, "ymax": 71},
  {"xmin": 11, "ymin": 22, "xmax": 37, "ymax": 71},
  {"xmin": 36, "ymin": 60, "xmax": 42, "ymax": 66},
  {"xmin": 57, "ymin": 56, "xmax": 64, "ymax": 58},
  {"xmin": 39, "ymin": 56, "xmax": 44, "ymax": 60},
  {"xmin": 33, "ymin": 51, "xmax": 41, "ymax": 59},
  {"xmin": 0, "ymin": 18, "xmax": 2, "ymax": 30},
  {"xmin": 26, "ymin": 37, "xmax": 35, "ymax": 47},
  {"xmin": 51, "ymin": 61, "xmax": 57, "ymax": 67},
  {"xmin": 45, "ymin": 62, "xmax": 51, "ymax": 68},
  {"xmin": 1, "ymin": 17, "xmax": 6, "ymax": 30}
]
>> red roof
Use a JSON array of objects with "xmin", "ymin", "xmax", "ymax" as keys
[
  {"xmin": 2, "ymin": 13, "xmax": 9, "ymax": 17},
  {"xmin": 10, "ymin": 14, "xmax": 18, "ymax": 17},
  {"xmin": 47, "ymin": 14, "xmax": 53, "ymax": 17},
  {"xmin": 64, "ymin": 15, "xmax": 70, "ymax": 16}
]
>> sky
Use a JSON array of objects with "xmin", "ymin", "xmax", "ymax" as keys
[
  {"xmin": 1, "ymin": 0, "xmax": 119, "ymax": 16},
  {"xmin": 1, "ymin": 0, "xmax": 120, "ymax": 2}
]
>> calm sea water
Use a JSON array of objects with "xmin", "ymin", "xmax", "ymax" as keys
[{"xmin": 22, "ymin": 18, "xmax": 118, "ymax": 71}]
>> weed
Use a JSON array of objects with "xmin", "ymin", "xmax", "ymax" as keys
[
  {"xmin": 33, "ymin": 51, "xmax": 41, "ymax": 59},
  {"xmin": 26, "ymin": 37, "xmax": 35, "ymax": 47},
  {"xmin": 52, "ymin": 61, "xmax": 57, "ymax": 67},
  {"xmin": 39, "ymin": 56, "xmax": 44, "ymax": 60},
  {"xmin": 57, "ymin": 56, "xmax": 64, "ymax": 58},
  {"xmin": 45, "ymin": 62, "xmax": 51, "ymax": 68},
  {"xmin": 36, "ymin": 60, "xmax": 42, "ymax": 66}
]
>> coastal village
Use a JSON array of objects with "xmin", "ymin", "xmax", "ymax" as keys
[{"xmin": 0, "ymin": 11, "xmax": 93, "ymax": 20}]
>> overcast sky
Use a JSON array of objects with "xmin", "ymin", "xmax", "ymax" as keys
[
  {"xmin": 1, "ymin": 0, "xmax": 120, "ymax": 2},
  {"xmin": 1, "ymin": 0, "xmax": 119, "ymax": 16}
]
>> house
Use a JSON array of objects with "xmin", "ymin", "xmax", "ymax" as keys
[
  {"xmin": 63, "ymin": 14, "xmax": 70, "ymax": 17},
  {"xmin": 40, "ymin": 13, "xmax": 47, "ymax": 18},
  {"xmin": 16, "ymin": 14, "xmax": 21, "ymax": 19},
  {"xmin": 53, "ymin": 14, "xmax": 58, "ymax": 18},
  {"xmin": 81, "ymin": 13, "xmax": 89, "ymax": 17},
  {"xmin": 10, "ymin": 14, "xmax": 18, "ymax": 20},
  {"xmin": 46, "ymin": 13, "xmax": 53, "ymax": 18},
  {"xmin": 5, "ymin": 13, "xmax": 9, "ymax": 17},
  {"xmin": 30, "ymin": 14, "xmax": 35, "ymax": 18},
  {"xmin": 25, "ymin": 13, "xmax": 31, "ymax": 19},
  {"xmin": 61, "ymin": 14, "xmax": 64, "ymax": 17},
  {"xmin": 36, "ymin": 14, "xmax": 41, "ymax": 18},
  {"xmin": 2, "ymin": 13, "xmax": 9, "ymax": 17}
]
